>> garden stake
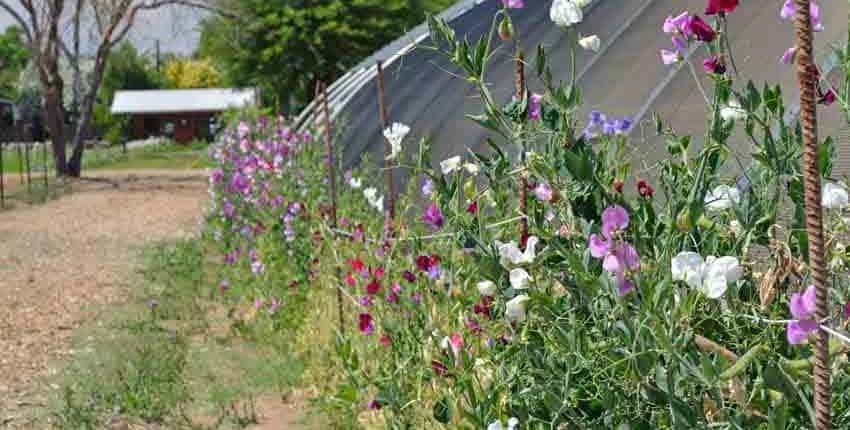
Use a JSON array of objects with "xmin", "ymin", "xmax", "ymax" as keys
[
  {"xmin": 42, "ymin": 143, "xmax": 48, "ymax": 197},
  {"xmin": 25, "ymin": 142, "xmax": 32, "ymax": 200},
  {"xmin": 17, "ymin": 144, "xmax": 23, "ymax": 185},
  {"xmin": 318, "ymin": 81, "xmax": 345, "ymax": 335},
  {"xmin": 794, "ymin": 1, "xmax": 831, "ymax": 428},
  {"xmin": 0, "ymin": 143, "xmax": 5, "ymax": 208},
  {"xmin": 376, "ymin": 61, "xmax": 395, "ymax": 236},
  {"xmin": 515, "ymin": 51, "xmax": 529, "ymax": 249}
]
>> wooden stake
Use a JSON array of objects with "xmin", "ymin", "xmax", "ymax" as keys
[
  {"xmin": 376, "ymin": 61, "xmax": 395, "ymax": 236},
  {"xmin": 42, "ymin": 142, "xmax": 48, "ymax": 197},
  {"xmin": 793, "ymin": 1, "xmax": 831, "ymax": 428},
  {"xmin": 25, "ymin": 142, "xmax": 31, "ymax": 200},
  {"xmin": 0, "ymin": 143, "xmax": 5, "ymax": 209},
  {"xmin": 317, "ymin": 81, "xmax": 345, "ymax": 335},
  {"xmin": 515, "ymin": 51, "xmax": 529, "ymax": 249}
]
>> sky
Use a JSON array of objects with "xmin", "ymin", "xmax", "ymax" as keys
[{"xmin": 0, "ymin": 2, "xmax": 206, "ymax": 55}]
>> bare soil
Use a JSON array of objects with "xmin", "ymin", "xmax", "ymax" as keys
[{"xmin": 0, "ymin": 171, "xmax": 206, "ymax": 428}]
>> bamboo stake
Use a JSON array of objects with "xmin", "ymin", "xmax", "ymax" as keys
[
  {"xmin": 0, "ymin": 143, "xmax": 5, "ymax": 209},
  {"xmin": 793, "ymin": 1, "xmax": 831, "ymax": 428},
  {"xmin": 376, "ymin": 61, "xmax": 395, "ymax": 237},
  {"xmin": 515, "ymin": 51, "xmax": 529, "ymax": 249},
  {"xmin": 318, "ymin": 81, "xmax": 345, "ymax": 335}
]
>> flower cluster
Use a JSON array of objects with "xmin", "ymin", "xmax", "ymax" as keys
[{"xmin": 588, "ymin": 206, "xmax": 640, "ymax": 295}]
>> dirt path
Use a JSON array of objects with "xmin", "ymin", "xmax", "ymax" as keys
[{"xmin": 0, "ymin": 170, "xmax": 207, "ymax": 428}]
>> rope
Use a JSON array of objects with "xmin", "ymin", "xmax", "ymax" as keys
[{"xmin": 793, "ymin": 1, "xmax": 831, "ymax": 427}]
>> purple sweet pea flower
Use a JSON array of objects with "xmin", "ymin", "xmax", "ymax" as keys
[
  {"xmin": 662, "ymin": 12, "xmax": 690, "ymax": 34},
  {"xmin": 660, "ymin": 49, "xmax": 681, "ymax": 65},
  {"xmin": 502, "ymin": 0, "xmax": 524, "ymax": 8},
  {"xmin": 787, "ymin": 285, "xmax": 819, "ymax": 344},
  {"xmin": 528, "ymin": 93, "xmax": 543, "ymax": 121},
  {"xmin": 422, "ymin": 177, "xmax": 434, "ymax": 196},
  {"xmin": 780, "ymin": 46, "xmax": 797, "ymax": 65},
  {"xmin": 534, "ymin": 183, "xmax": 553, "ymax": 202},
  {"xmin": 588, "ymin": 205, "xmax": 639, "ymax": 295},
  {"xmin": 422, "ymin": 202, "xmax": 445, "ymax": 231},
  {"xmin": 601, "ymin": 205, "xmax": 629, "ymax": 237}
]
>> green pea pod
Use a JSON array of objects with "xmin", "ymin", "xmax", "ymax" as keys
[{"xmin": 719, "ymin": 344, "xmax": 765, "ymax": 380}]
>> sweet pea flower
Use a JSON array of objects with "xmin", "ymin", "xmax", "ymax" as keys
[
  {"xmin": 663, "ymin": 12, "xmax": 690, "ymax": 34},
  {"xmin": 780, "ymin": 46, "xmax": 797, "ymax": 65},
  {"xmin": 349, "ymin": 177, "xmax": 362, "ymax": 189},
  {"xmin": 705, "ymin": 0, "xmax": 738, "ymax": 15},
  {"xmin": 422, "ymin": 177, "xmax": 434, "ymax": 196},
  {"xmin": 422, "ymin": 202, "xmax": 445, "ymax": 230},
  {"xmin": 383, "ymin": 122, "xmax": 410, "ymax": 161},
  {"xmin": 441, "ymin": 156, "xmax": 462, "ymax": 175},
  {"xmin": 780, "ymin": 0, "xmax": 824, "ymax": 32},
  {"xmin": 550, "ymin": 0, "xmax": 584, "ymax": 27},
  {"xmin": 660, "ymin": 48, "xmax": 681, "ymax": 65},
  {"xmin": 509, "ymin": 268, "xmax": 532, "ymax": 290},
  {"xmin": 671, "ymin": 252, "xmax": 743, "ymax": 298},
  {"xmin": 687, "ymin": 15, "xmax": 716, "ymax": 42},
  {"xmin": 705, "ymin": 184, "xmax": 741, "ymax": 211},
  {"xmin": 578, "ymin": 35, "xmax": 601, "ymax": 52},
  {"xmin": 534, "ymin": 182, "xmax": 554, "ymax": 202},
  {"xmin": 359, "ymin": 313, "xmax": 374, "ymax": 335},
  {"xmin": 464, "ymin": 162, "xmax": 480, "ymax": 175},
  {"xmin": 505, "ymin": 294, "xmax": 530, "ymax": 322},
  {"xmin": 488, "ymin": 417, "xmax": 520, "ymax": 430},
  {"xmin": 720, "ymin": 98, "xmax": 747, "ymax": 121},
  {"xmin": 822, "ymin": 182, "xmax": 849, "ymax": 209},
  {"xmin": 496, "ymin": 236, "xmax": 539, "ymax": 266},
  {"xmin": 588, "ymin": 205, "xmax": 640, "ymax": 295},
  {"xmin": 703, "ymin": 55, "xmax": 726, "ymax": 74},
  {"xmin": 502, "ymin": 0, "xmax": 524, "ymax": 8},
  {"xmin": 787, "ymin": 285, "xmax": 819, "ymax": 344},
  {"xmin": 477, "ymin": 280, "xmax": 497, "ymax": 296},
  {"xmin": 363, "ymin": 187, "xmax": 384, "ymax": 211}
]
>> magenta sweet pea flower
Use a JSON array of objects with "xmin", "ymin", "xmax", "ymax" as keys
[
  {"xmin": 601, "ymin": 204, "xmax": 629, "ymax": 237},
  {"xmin": 687, "ymin": 16, "xmax": 716, "ymax": 42},
  {"xmin": 359, "ymin": 313, "xmax": 375, "ymax": 335},
  {"xmin": 422, "ymin": 202, "xmax": 445, "ymax": 231},
  {"xmin": 528, "ymin": 93, "xmax": 543, "ymax": 121},
  {"xmin": 780, "ymin": 46, "xmax": 797, "ymax": 65},
  {"xmin": 787, "ymin": 285, "xmax": 819, "ymax": 344},
  {"xmin": 703, "ymin": 55, "xmax": 726, "ymax": 74},
  {"xmin": 705, "ymin": 0, "xmax": 738, "ymax": 15},
  {"xmin": 502, "ymin": 0, "xmax": 524, "ymax": 8}
]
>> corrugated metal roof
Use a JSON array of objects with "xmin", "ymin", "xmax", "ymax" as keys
[{"xmin": 111, "ymin": 88, "xmax": 257, "ymax": 114}]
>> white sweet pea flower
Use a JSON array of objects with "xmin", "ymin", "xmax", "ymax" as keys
[
  {"xmin": 464, "ymin": 162, "xmax": 480, "ymax": 175},
  {"xmin": 509, "ymin": 268, "xmax": 532, "ymax": 290},
  {"xmin": 383, "ymin": 122, "xmax": 410, "ymax": 161},
  {"xmin": 578, "ymin": 35, "xmax": 601, "ymax": 52},
  {"xmin": 505, "ymin": 294, "xmax": 530, "ymax": 322},
  {"xmin": 720, "ymin": 99, "xmax": 747, "ymax": 121},
  {"xmin": 349, "ymin": 177, "xmax": 362, "ymax": 189},
  {"xmin": 495, "ymin": 236, "xmax": 539, "ymax": 267},
  {"xmin": 487, "ymin": 418, "xmax": 520, "ymax": 430},
  {"xmin": 363, "ymin": 187, "xmax": 383, "ymax": 211},
  {"xmin": 729, "ymin": 220, "xmax": 743, "ymax": 236},
  {"xmin": 822, "ymin": 182, "xmax": 849, "ymax": 209},
  {"xmin": 440, "ymin": 336, "xmax": 450, "ymax": 350},
  {"xmin": 440, "ymin": 156, "xmax": 462, "ymax": 175},
  {"xmin": 671, "ymin": 252, "xmax": 743, "ymax": 299},
  {"xmin": 477, "ymin": 280, "xmax": 497, "ymax": 296},
  {"xmin": 550, "ymin": 0, "xmax": 583, "ymax": 27},
  {"xmin": 704, "ymin": 185, "xmax": 741, "ymax": 211}
]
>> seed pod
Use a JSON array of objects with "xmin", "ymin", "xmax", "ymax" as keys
[{"xmin": 499, "ymin": 17, "xmax": 514, "ymax": 41}]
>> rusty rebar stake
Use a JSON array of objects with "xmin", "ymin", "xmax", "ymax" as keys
[
  {"xmin": 376, "ymin": 62, "xmax": 395, "ymax": 237},
  {"xmin": 317, "ymin": 81, "xmax": 345, "ymax": 336},
  {"xmin": 794, "ymin": 1, "xmax": 831, "ymax": 428},
  {"xmin": 515, "ymin": 51, "xmax": 529, "ymax": 249}
]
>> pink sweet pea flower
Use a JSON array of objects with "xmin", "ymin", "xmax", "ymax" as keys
[
  {"xmin": 787, "ymin": 285, "xmax": 819, "ymax": 344},
  {"xmin": 687, "ymin": 15, "xmax": 716, "ymax": 42},
  {"xmin": 780, "ymin": 46, "xmax": 797, "ymax": 65},
  {"xmin": 662, "ymin": 12, "xmax": 690, "ymax": 34},
  {"xmin": 703, "ymin": 55, "xmax": 726, "ymax": 74},
  {"xmin": 660, "ymin": 49, "xmax": 681, "ymax": 65},
  {"xmin": 528, "ymin": 93, "xmax": 543, "ymax": 121},
  {"xmin": 502, "ymin": 0, "xmax": 524, "ymax": 8},
  {"xmin": 422, "ymin": 202, "xmax": 445, "ymax": 231},
  {"xmin": 780, "ymin": 0, "xmax": 824, "ymax": 32},
  {"xmin": 359, "ymin": 313, "xmax": 375, "ymax": 335}
]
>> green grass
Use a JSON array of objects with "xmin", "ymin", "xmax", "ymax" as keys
[
  {"xmin": 49, "ymin": 239, "xmax": 306, "ymax": 429},
  {"xmin": 0, "ymin": 140, "xmax": 211, "ymax": 175}
]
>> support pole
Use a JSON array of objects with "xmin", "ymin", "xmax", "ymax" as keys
[
  {"xmin": 376, "ymin": 62, "xmax": 395, "ymax": 237},
  {"xmin": 0, "ymin": 143, "xmax": 5, "ymax": 209},
  {"xmin": 42, "ymin": 142, "xmax": 48, "ymax": 197},
  {"xmin": 17, "ymin": 144, "xmax": 23, "ymax": 185},
  {"xmin": 24, "ymin": 142, "xmax": 31, "ymax": 200},
  {"xmin": 515, "ymin": 51, "xmax": 529, "ymax": 249},
  {"xmin": 318, "ymin": 81, "xmax": 345, "ymax": 335},
  {"xmin": 793, "ymin": 1, "xmax": 831, "ymax": 428}
]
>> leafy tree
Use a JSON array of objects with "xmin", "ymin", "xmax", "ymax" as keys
[
  {"xmin": 95, "ymin": 42, "xmax": 160, "ymax": 145},
  {"xmin": 0, "ymin": 26, "xmax": 30, "ymax": 100},
  {"xmin": 198, "ymin": 0, "xmax": 453, "ymax": 112},
  {"xmin": 163, "ymin": 58, "xmax": 221, "ymax": 89}
]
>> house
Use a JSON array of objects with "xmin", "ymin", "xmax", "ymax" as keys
[{"xmin": 110, "ymin": 88, "xmax": 259, "ymax": 143}]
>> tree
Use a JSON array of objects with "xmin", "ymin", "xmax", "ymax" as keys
[
  {"xmin": 0, "ymin": 25, "xmax": 30, "ymax": 99},
  {"xmin": 198, "ymin": 0, "xmax": 453, "ymax": 113},
  {"xmin": 163, "ymin": 57, "xmax": 221, "ymax": 89},
  {"xmin": 0, "ymin": 0, "xmax": 233, "ymax": 177}
]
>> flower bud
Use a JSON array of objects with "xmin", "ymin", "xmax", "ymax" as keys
[{"xmin": 499, "ymin": 17, "xmax": 514, "ymax": 41}]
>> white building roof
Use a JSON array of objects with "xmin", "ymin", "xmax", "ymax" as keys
[{"xmin": 111, "ymin": 88, "xmax": 257, "ymax": 114}]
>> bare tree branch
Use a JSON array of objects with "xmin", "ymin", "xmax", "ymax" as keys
[{"xmin": 0, "ymin": 1, "xmax": 34, "ymax": 42}]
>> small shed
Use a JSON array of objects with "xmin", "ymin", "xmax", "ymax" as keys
[{"xmin": 111, "ymin": 88, "xmax": 258, "ymax": 143}]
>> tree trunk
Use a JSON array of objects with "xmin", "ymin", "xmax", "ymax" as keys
[
  {"xmin": 44, "ymin": 85, "xmax": 67, "ymax": 177},
  {"xmin": 67, "ymin": 54, "xmax": 108, "ymax": 178}
]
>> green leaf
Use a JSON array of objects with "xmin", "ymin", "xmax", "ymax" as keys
[{"xmin": 433, "ymin": 397, "xmax": 452, "ymax": 423}]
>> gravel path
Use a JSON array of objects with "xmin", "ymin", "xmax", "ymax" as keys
[{"xmin": 0, "ymin": 170, "xmax": 207, "ymax": 428}]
